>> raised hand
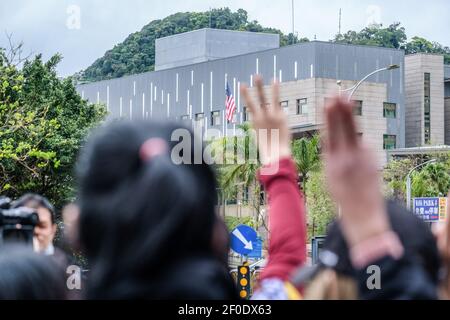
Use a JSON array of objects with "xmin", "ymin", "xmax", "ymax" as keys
[
  {"xmin": 323, "ymin": 97, "xmax": 391, "ymax": 248},
  {"xmin": 241, "ymin": 76, "xmax": 291, "ymax": 165}
]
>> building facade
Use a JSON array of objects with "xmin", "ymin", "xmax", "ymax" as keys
[
  {"xmin": 78, "ymin": 28, "xmax": 406, "ymax": 169},
  {"xmin": 405, "ymin": 54, "xmax": 446, "ymax": 147}
]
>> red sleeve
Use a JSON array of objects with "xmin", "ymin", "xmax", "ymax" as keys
[{"xmin": 257, "ymin": 157, "xmax": 307, "ymax": 282}]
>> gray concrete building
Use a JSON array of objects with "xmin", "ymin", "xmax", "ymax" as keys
[
  {"xmin": 78, "ymin": 28, "xmax": 405, "ymax": 168},
  {"xmin": 405, "ymin": 54, "xmax": 446, "ymax": 147}
]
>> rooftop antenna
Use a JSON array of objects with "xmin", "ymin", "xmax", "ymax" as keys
[
  {"xmin": 292, "ymin": 0, "xmax": 295, "ymax": 37},
  {"xmin": 338, "ymin": 8, "xmax": 342, "ymax": 35}
]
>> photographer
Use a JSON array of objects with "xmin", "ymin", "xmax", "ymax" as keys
[{"xmin": 12, "ymin": 194, "xmax": 66, "ymax": 266}]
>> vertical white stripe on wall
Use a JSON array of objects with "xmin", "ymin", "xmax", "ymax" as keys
[
  {"xmin": 256, "ymin": 58, "xmax": 259, "ymax": 74},
  {"xmin": 191, "ymin": 70, "xmax": 194, "ymax": 86},
  {"xmin": 133, "ymin": 81, "xmax": 136, "ymax": 96},
  {"xmin": 310, "ymin": 64, "xmax": 314, "ymax": 78},
  {"xmin": 96, "ymin": 91, "xmax": 99, "ymax": 104},
  {"xmin": 210, "ymin": 71, "xmax": 213, "ymax": 111},
  {"xmin": 106, "ymin": 86, "xmax": 110, "ymax": 112},
  {"xmin": 161, "ymin": 90, "xmax": 164, "ymax": 105},
  {"xmin": 119, "ymin": 97, "xmax": 123, "ymax": 117},
  {"xmin": 187, "ymin": 90, "xmax": 190, "ymax": 115},
  {"xmin": 250, "ymin": 74, "xmax": 253, "ymax": 87},
  {"xmin": 294, "ymin": 61, "xmax": 298, "ymax": 79},
  {"xmin": 81, "ymin": 91, "xmax": 84, "ymax": 99},
  {"xmin": 129, "ymin": 99, "xmax": 133, "ymax": 120},
  {"xmin": 176, "ymin": 73, "xmax": 179, "ymax": 102},
  {"xmin": 201, "ymin": 83, "xmax": 204, "ymax": 113},
  {"xmin": 150, "ymin": 82, "xmax": 153, "ymax": 117},
  {"xmin": 279, "ymin": 70, "xmax": 282, "ymax": 83},
  {"xmin": 154, "ymin": 86, "xmax": 157, "ymax": 101},
  {"xmin": 142, "ymin": 93, "xmax": 145, "ymax": 119},
  {"xmin": 273, "ymin": 55, "xmax": 277, "ymax": 81}
]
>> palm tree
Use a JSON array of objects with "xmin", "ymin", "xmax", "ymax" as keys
[
  {"xmin": 291, "ymin": 135, "xmax": 321, "ymax": 191},
  {"xmin": 211, "ymin": 123, "xmax": 265, "ymax": 228}
]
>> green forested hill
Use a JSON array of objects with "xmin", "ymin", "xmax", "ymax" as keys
[{"xmin": 81, "ymin": 8, "xmax": 307, "ymax": 82}]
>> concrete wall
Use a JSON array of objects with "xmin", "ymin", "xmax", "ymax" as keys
[
  {"xmin": 155, "ymin": 28, "xmax": 279, "ymax": 71},
  {"xmin": 405, "ymin": 54, "xmax": 445, "ymax": 147},
  {"xmin": 235, "ymin": 77, "xmax": 391, "ymax": 166}
]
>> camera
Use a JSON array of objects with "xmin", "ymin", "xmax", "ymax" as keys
[{"xmin": 0, "ymin": 196, "xmax": 39, "ymax": 247}]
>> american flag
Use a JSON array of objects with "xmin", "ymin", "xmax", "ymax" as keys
[{"xmin": 225, "ymin": 82, "xmax": 236, "ymax": 123}]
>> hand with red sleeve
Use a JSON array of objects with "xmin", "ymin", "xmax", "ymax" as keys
[{"xmin": 241, "ymin": 76, "xmax": 306, "ymax": 285}]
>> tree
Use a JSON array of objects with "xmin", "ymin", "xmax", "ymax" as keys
[
  {"xmin": 0, "ymin": 45, "xmax": 106, "ymax": 209},
  {"xmin": 411, "ymin": 162, "xmax": 450, "ymax": 198},
  {"xmin": 334, "ymin": 22, "xmax": 407, "ymax": 49},
  {"xmin": 291, "ymin": 135, "xmax": 321, "ymax": 191},
  {"xmin": 305, "ymin": 167, "xmax": 335, "ymax": 240},
  {"xmin": 211, "ymin": 123, "xmax": 267, "ymax": 231},
  {"xmin": 334, "ymin": 23, "xmax": 450, "ymax": 64},
  {"xmin": 405, "ymin": 37, "xmax": 450, "ymax": 64},
  {"xmin": 383, "ymin": 154, "xmax": 450, "ymax": 201}
]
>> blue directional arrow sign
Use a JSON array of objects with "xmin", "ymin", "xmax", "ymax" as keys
[{"xmin": 230, "ymin": 224, "xmax": 258, "ymax": 256}]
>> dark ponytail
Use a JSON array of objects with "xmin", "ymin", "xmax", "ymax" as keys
[{"xmin": 77, "ymin": 120, "xmax": 235, "ymax": 299}]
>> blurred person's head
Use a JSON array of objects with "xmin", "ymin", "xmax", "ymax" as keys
[
  {"xmin": 304, "ymin": 200, "xmax": 441, "ymax": 299},
  {"xmin": 0, "ymin": 244, "xmax": 66, "ymax": 299},
  {"xmin": 12, "ymin": 193, "xmax": 57, "ymax": 253},
  {"xmin": 77, "ymin": 121, "xmax": 235, "ymax": 299}
]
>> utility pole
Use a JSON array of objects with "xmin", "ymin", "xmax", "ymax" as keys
[
  {"xmin": 292, "ymin": 0, "xmax": 295, "ymax": 36},
  {"xmin": 339, "ymin": 8, "xmax": 342, "ymax": 36}
]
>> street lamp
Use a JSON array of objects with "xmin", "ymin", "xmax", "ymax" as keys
[
  {"xmin": 335, "ymin": 64, "xmax": 400, "ymax": 218},
  {"xmin": 337, "ymin": 64, "xmax": 400, "ymax": 101},
  {"xmin": 406, "ymin": 159, "xmax": 437, "ymax": 210}
]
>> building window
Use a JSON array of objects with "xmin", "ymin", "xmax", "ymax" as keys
[
  {"xmin": 351, "ymin": 100, "xmax": 363, "ymax": 116},
  {"xmin": 296, "ymin": 98, "xmax": 308, "ymax": 115},
  {"xmin": 211, "ymin": 110, "xmax": 221, "ymax": 126},
  {"xmin": 383, "ymin": 102, "xmax": 397, "ymax": 118},
  {"xmin": 383, "ymin": 134, "xmax": 397, "ymax": 150},
  {"xmin": 280, "ymin": 101, "xmax": 289, "ymax": 114},
  {"xmin": 424, "ymin": 73, "xmax": 431, "ymax": 144}
]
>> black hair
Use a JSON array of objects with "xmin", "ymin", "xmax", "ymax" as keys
[
  {"xmin": 321, "ymin": 200, "xmax": 441, "ymax": 284},
  {"xmin": 12, "ymin": 193, "xmax": 56, "ymax": 224},
  {"xmin": 77, "ymin": 120, "xmax": 236, "ymax": 299},
  {"xmin": 0, "ymin": 245, "xmax": 66, "ymax": 299}
]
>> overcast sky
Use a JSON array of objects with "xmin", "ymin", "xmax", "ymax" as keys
[{"xmin": 1, "ymin": 0, "xmax": 449, "ymax": 77}]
